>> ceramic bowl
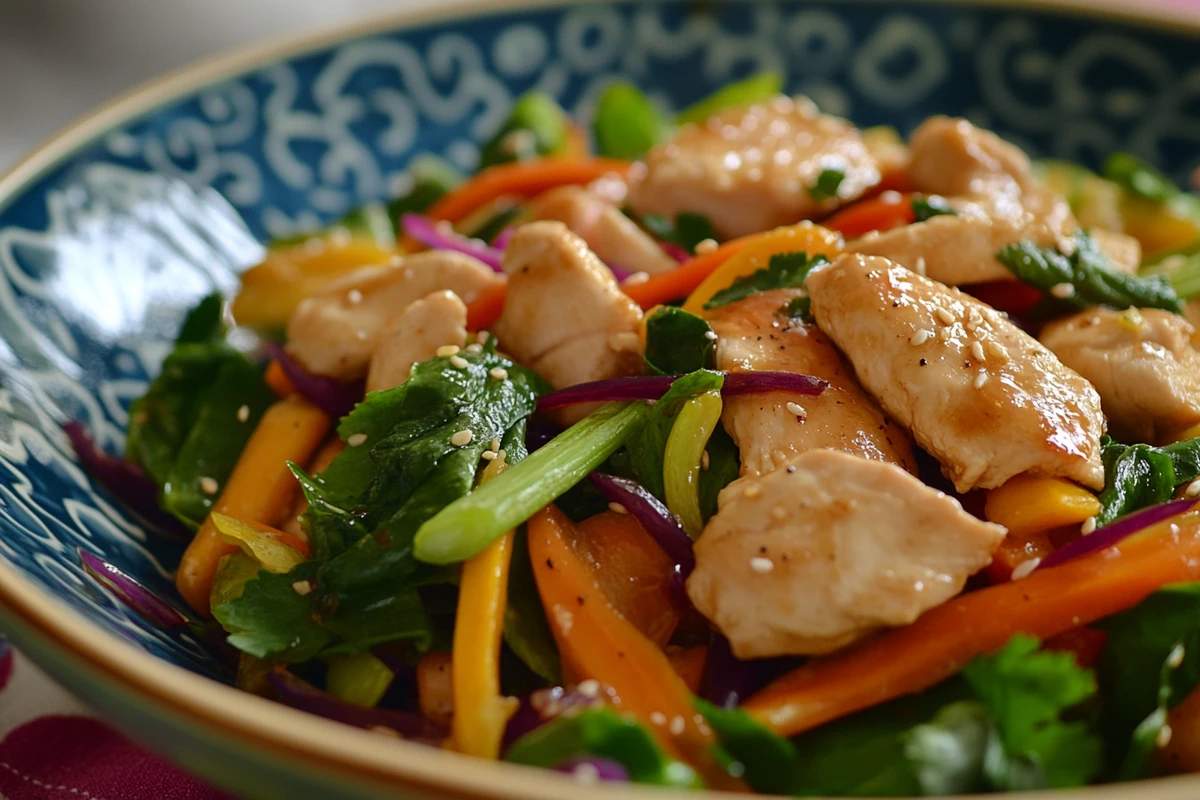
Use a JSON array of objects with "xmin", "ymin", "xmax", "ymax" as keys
[{"xmin": 2, "ymin": 1, "xmax": 1200, "ymax": 797}]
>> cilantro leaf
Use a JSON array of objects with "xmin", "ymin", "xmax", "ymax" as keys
[
  {"xmin": 213, "ymin": 342, "xmax": 548, "ymax": 662},
  {"xmin": 809, "ymin": 168, "xmax": 846, "ymax": 201},
  {"xmin": 912, "ymin": 195, "xmax": 957, "ymax": 222},
  {"xmin": 903, "ymin": 701, "xmax": 991, "ymax": 795},
  {"xmin": 784, "ymin": 294, "xmax": 812, "ymax": 323},
  {"xmin": 641, "ymin": 211, "xmax": 718, "ymax": 254},
  {"xmin": 704, "ymin": 251, "xmax": 829, "ymax": 310},
  {"xmin": 643, "ymin": 306, "xmax": 715, "ymax": 376},
  {"xmin": 996, "ymin": 232, "xmax": 1182, "ymax": 314}
]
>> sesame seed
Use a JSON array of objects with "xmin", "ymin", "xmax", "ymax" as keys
[
  {"xmin": 608, "ymin": 502, "xmax": 628, "ymax": 515},
  {"xmin": 489, "ymin": 367, "xmax": 508, "ymax": 381},
  {"xmin": 451, "ymin": 430, "xmax": 473, "ymax": 446},
  {"xmin": 369, "ymin": 725, "xmax": 401, "ymax": 738},
  {"xmin": 909, "ymin": 329, "xmax": 932, "ymax": 346},
  {"xmin": 701, "ymin": 450, "xmax": 710, "ymax": 470},
  {"xmin": 669, "ymin": 715, "xmax": 686, "ymax": 735},
  {"xmin": 476, "ymin": 331, "xmax": 490, "ymax": 344},
  {"xmin": 608, "ymin": 332, "xmax": 641, "ymax": 352},
  {"xmin": 1011, "ymin": 558, "xmax": 1040, "ymax": 580},
  {"xmin": 1168, "ymin": 643, "xmax": 1186, "ymax": 669},
  {"xmin": 914, "ymin": 256, "xmax": 927, "ymax": 274},
  {"xmin": 974, "ymin": 372, "xmax": 989, "ymax": 389},
  {"xmin": 490, "ymin": 438, "xmax": 501, "ymax": 451},
  {"xmin": 704, "ymin": 330, "xmax": 719, "ymax": 341},
  {"xmin": 436, "ymin": 345, "xmax": 461, "ymax": 357},
  {"xmin": 449, "ymin": 355, "xmax": 469, "ymax": 369},
  {"xmin": 577, "ymin": 679, "xmax": 601, "ymax": 698},
  {"xmin": 236, "ymin": 405, "xmax": 250, "ymax": 423},
  {"xmin": 694, "ymin": 238, "xmax": 719, "ymax": 255},
  {"xmin": 199, "ymin": 476, "xmax": 219, "ymax": 496},
  {"xmin": 481, "ymin": 450, "xmax": 497, "ymax": 461},
  {"xmin": 770, "ymin": 506, "xmax": 787, "ymax": 521},
  {"xmin": 346, "ymin": 289, "xmax": 363, "ymax": 305},
  {"xmin": 971, "ymin": 341, "xmax": 986, "ymax": 362},
  {"xmin": 623, "ymin": 271, "xmax": 650, "ymax": 286},
  {"xmin": 749, "ymin": 556, "xmax": 775, "ymax": 574},
  {"xmin": 465, "ymin": 343, "xmax": 483, "ymax": 353},
  {"xmin": 939, "ymin": 326, "xmax": 953, "ymax": 341},
  {"xmin": 1158, "ymin": 724, "xmax": 1174, "ymax": 749},
  {"xmin": 495, "ymin": 449, "xmax": 507, "ymax": 464},
  {"xmin": 650, "ymin": 712, "xmax": 667, "ymax": 726},
  {"xmin": 986, "ymin": 341, "xmax": 1009, "ymax": 361},
  {"xmin": 744, "ymin": 484, "xmax": 762, "ymax": 499},
  {"xmin": 572, "ymin": 763, "xmax": 600, "ymax": 785},
  {"xmin": 347, "ymin": 432, "xmax": 368, "ymax": 447},
  {"xmin": 1081, "ymin": 516, "xmax": 1097, "ymax": 534},
  {"xmin": 786, "ymin": 401, "xmax": 807, "ymax": 419},
  {"xmin": 1049, "ymin": 282, "xmax": 1075, "ymax": 299},
  {"xmin": 934, "ymin": 307, "xmax": 956, "ymax": 326},
  {"xmin": 1186, "ymin": 479, "xmax": 1200, "ymax": 498},
  {"xmin": 292, "ymin": 580, "xmax": 313, "ymax": 596}
]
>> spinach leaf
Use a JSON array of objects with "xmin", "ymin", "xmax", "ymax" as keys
[
  {"xmin": 642, "ymin": 211, "xmax": 718, "ymax": 254},
  {"xmin": 175, "ymin": 292, "xmax": 225, "ymax": 344},
  {"xmin": 704, "ymin": 251, "xmax": 829, "ymax": 310},
  {"xmin": 480, "ymin": 91, "xmax": 567, "ymax": 169},
  {"xmin": 995, "ymin": 232, "xmax": 1182, "ymax": 314},
  {"xmin": 643, "ymin": 306, "xmax": 715, "ymax": 376},
  {"xmin": 387, "ymin": 156, "xmax": 462, "ymax": 223},
  {"xmin": 912, "ymin": 195, "xmax": 957, "ymax": 222},
  {"xmin": 809, "ymin": 168, "xmax": 846, "ymax": 202},
  {"xmin": 694, "ymin": 699, "xmax": 799, "ymax": 795},
  {"xmin": 505, "ymin": 707, "xmax": 701, "ymax": 788},
  {"xmin": 214, "ymin": 342, "xmax": 549, "ymax": 662},
  {"xmin": 1099, "ymin": 583, "xmax": 1200, "ymax": 778},
  {"xmin": 676, "ymin": 72, "xmax": 784, "ymax": 125},
  {"xmin": 503, "ymin": 528, "xmax": 561, "ymax": 684},
  {"xmin": 593, "ymin": 81, "xmax": 671, "ymax": 160},
  {"xmin": 626, "ymin": 370, "xmax": 724, "ymax": 503},
  {"xmin": 1095, "ymin": 435, "xmax": 1200, "ymax": 526}
]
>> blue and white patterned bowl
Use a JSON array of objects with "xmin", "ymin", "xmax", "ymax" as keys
[{"xmin": 2, "ymin": 1, "xmax": 1200, "ymax": 797}]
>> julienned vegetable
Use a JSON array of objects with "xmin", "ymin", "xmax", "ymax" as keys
[
  {"xmin": 676, "ymin": 71, "xmax": 783, "ymax": 125},
  {"xmin": 264, "ymin": 342, "xmax": 361, "ymax": 420},
  {"xmin": 536, "ymin": 370, "xmax": 826, "ymax": 411},
  {"xmin": 588, "ymin": 474, "xmax": 695, "ymax": 576},
  {"xmin": 78, "ymin": 550, "xmax": 187, "ymax": 629},
  {"xmin": 400, "ymin": 213, "xmax": 504, "ymax": 271},
  {"xmin": 662, "ymin": 390, "xmax": 722, "ymax": 537}
]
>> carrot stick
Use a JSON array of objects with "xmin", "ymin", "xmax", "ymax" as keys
[
  {"xmin": 821, "ymin": 193, "xmax": 916, "ymax": 239},
  {"xmin": 743, "ymin": 510, "xmax": 1200, "ymax": 737},
  {"xmin": 465, "ymin": 282, "xmax": 510, "ymax": 332},
  {"xmin": 176, "ymin": 396, "xmax": 330, "ymax": 615},
  {"xmin": 451, "ymin": 459, "xmax": 519, "ymax": 759},
  {"xmin": 668, "ymin": 645, "xmax": 709, "ymax": 694},
  {"xmin": 528, "ymin": 505, "xmax": 742, "ymax": 790},
  {"xmin": 428, "ymin": 158, "xmax": 631, "ymax": 223},
  {"xmin": 622, "ymin": 237, "xmax": 755, "ymax": 309},
  {"xmin": 264, "ymin": 360, "xmax": 297, "ymax": 397}
]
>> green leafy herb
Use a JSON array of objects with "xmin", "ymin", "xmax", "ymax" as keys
[
  {"xmin": 1099, "ymin": 583, "xmax": 1200, "ymax": 778},
  {"xmin": 1095, "ymin": 435, "xmax": 1200, "ymax": 525},
  {"xmin": 214, "ymin": 342, "xmax": 547, "ymax": 661},
  {"xmin": 1103, "ymin": 153, "xmax": 1178, "ymax": 204},
  {"xmin": 809, "ymin": 168, "xmax": 846, "ymax": 202},
  {"xmin": 126, "ymin": 293, "xmax": 273, "ymax": 528},
  {"xmin": 337, "ymin": 202, "xmax": 396, "ymax": 247},
  {"xmin": 704, "ymin": 251, "xmax": 829, "ymax": 310},
  {"xmin": 912, "ymin": 195, "xmax": 958, "ymax": 222},
  {"xmin": 505, "ymin": 707, "xmax": 701, "ymax": 788},
  {"xmin": 903, "ymin": 701, "xmax": 991, "ymax": 795},
  {"xmin": 462, "ymin": 203, "xmax": 523, "ymax": 245},
  {"xmin": 676, "ymin": 72, "xmax": 784, "ymax": 125},
  {"xmin": 387, "ymin": 156, "xmax": 463, "ymax": 223},
  {"xmin": 626, "ymin": 370, "xmax": 724, "ymax": 503},
  {"xmin": 480, "ymin": 91, "xmax": 567, "ymax": 169},
  {"xmin": 593, "ymin": 81, "xmax": 671, "ymax": 160},
  {"xmin": 643, "ymin": 306, "xmax": 715, "ymax": 376},
  {"xmin": 503, "ymin": 528, "xmax": 561, "ymax": 684},
  {"xmin": 694, "ymin": 699, "xmax": 799, "ymax": 795},
  {"xmin": 784, "ymin": 295, "xmax": 812, "ymax": 324},
  {"xmin": 641, "ymin": 211, "xmax": 719, "ymax": 254},
  {"xmin": 996, "ymin": 232, "xmax": 1182, "ymax": 314}
]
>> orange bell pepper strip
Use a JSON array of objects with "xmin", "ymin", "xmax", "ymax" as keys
[
  {"xmin": 984, "ymin": 475, "xmax": 1100, "ymax": 538},
  {"xmin": 176, "ymin": 396, "xmax": 330, "ymax": 615},
  {"xmin": 575, "ymin": 511, "xmax": 681, "ymax": 648},
  {"xmin": 451, "ymin": 459, "xmax": 520, "ymax": 759},
  {"xmin": 528, "ymin": 505, "xmax": 741, "ymax": 790},
  {"xmin": 264, "ymin": 360, "xmax": 297, "ymax": 398},
  {"xmin": 465, "ymin": 282, "xmax": 510, "ymax": 333},
  {"xmin": 427, "ymin": 158, "xmax": 632, "ymax": 223},
  {"xmin": 821, "ymin": 193, "xmax": 916, "ymax": 239},
  {"xmin": 983, "ymin": 528, "xmax": 1055, "ymax": 584},
  {"xmin": 743, "ymin": 510, "xmax": 1200, "ymax": 737},
  {"xmin": 621, "ymin": 237, "xmax": 755, "ymax": 310}
]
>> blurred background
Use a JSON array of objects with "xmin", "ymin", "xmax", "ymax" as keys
[{"xmin": 0, "ymin": 0, "xmax": 426, "ymax": 169}]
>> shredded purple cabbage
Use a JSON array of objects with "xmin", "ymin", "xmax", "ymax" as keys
[
  {"xmin": 401, "ymin": 213, "xmax": 504, "ymax": 272},
  {"xmin": 660, "ymin": 241, "xmax": 692, "ymax": 263},
  {"xmin": 265, "ymin": 341, "xmax": 362, "ymax": 420},
  {"xmin": 1036, "ymin": 497, "xmax": 1200, "ymax": 571},
  {"xmin": 589, "ymin": 473, "xmax": 694, "ymax": 578},
  {"xmin": 78, "ymin": 549, "xmax": 188, "ymax": 629}
]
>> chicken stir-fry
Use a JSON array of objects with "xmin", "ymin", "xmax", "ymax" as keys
[{"xmin": 131, "ymin": 77, "xmax": 1200, "ymax": 796}]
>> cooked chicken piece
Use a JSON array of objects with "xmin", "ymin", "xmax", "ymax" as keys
[
  {"xmin": 1041, "ymin": 307, "xmax": 1200, "ymax": 443},
  {"xmin": 366, "ymin": 290, "xmax": 468, "ymax": 393},
  {"xmin": 705, "ymin": 288, "xmax": 916, "ymax": 477},
  {"xmin": 688, "ymin": 449, "xmax": 1005, "ymax": 658},
  {"xmin": 806, "ymin": 254, "xmax": 1106, "ymax": 491},
  {"xmin": 849, "ymin": 117, "xmax": 1139, "ymax": 284},
  {"xmin": 529, "ymin": 186, "xmax": 678, "ymax": 276},
  {"xmin": 862, "ymin": 125, "xmax": 910, "ymax": 178},
  {"xmin": 627, "ymin": 95, "xmax": 880, "ymax": 240},
  {"xmin": 286, "ymin": 252, "xmax": 502, "ymax": 380},
  {"xmin": 495, "ymin": 222, "xmax": 643, "ymax": 419}
]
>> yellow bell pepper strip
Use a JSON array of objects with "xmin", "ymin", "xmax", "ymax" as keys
[
  {"xmin": 210, "ymin": 513, "xmax": 308, "ymax": 573},
  {"xmin": 680, "ymin": 223, "xmax": 844, "ymax": 315},
  {"xmin": 528, "ymin": 504, "xmax": 744, "ymax": 790},
  {"xmin": 663, "ymin": 390, "xmax": 723, "ymax": 537},
  {"xmin": 176, "ymin": 395, "xmax": 330, "ymax": 615},
  {"xmin": 451, "ymin": 458, "xmax": 520, "ymax": 759},
  {"xmin": 743, "ymin": 510, "xmax": 1200, "ymax": 738},
  {"xmin": 326, "ymin": 651, "xmax": 396, "ymax": 708},
  {"xmin": 984, "ymin": 475, "xmax": 1101, "ymax": 537}
]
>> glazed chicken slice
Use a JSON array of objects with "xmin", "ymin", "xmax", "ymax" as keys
[
  {"xmin": 366, "ymin": 290, "xmax": 469, "ymax": 393},
  {"xmin": 1041, "ymin": 307, "xmax": 1200, "ymax": 443},
  {"xmin": 628, "ymin": 95, "xmax": 881, "ymax": 240},
  {"xmin": 687, "ymin": 449, "xmax": 1005, "ymax": 658},
  {"xmin": 705, "ymin": 288, "xmax": 916, "ymax": 477},
  {"xmin": 806, "ymin": 253, "xmax": 1106, "ymax": 492},
  {"xmin": 286, "ymin": 251, "xmax": 502, "ymax": 380},
  {"xmin": 848, "ymin": 117, "xmax": 1140, "ymax": 284},
  {"xmin": 529, "ymin": 186, "xmax": 678, "ymax": 276},
  {"xmin": 494, "ymin": 222, "xmax": 643, "ymax": 418}
]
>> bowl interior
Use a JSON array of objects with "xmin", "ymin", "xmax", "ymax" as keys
[{"xmin": 1, "ymin": 0, "xmax": 1199, "ymax": 795}]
